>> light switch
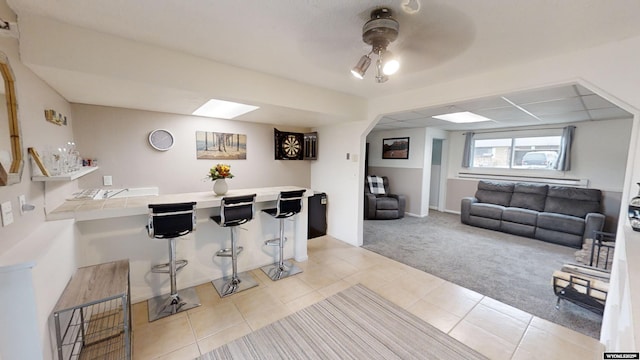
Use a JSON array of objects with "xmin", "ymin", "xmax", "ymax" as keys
[
  {"xmin": 103, "ymin": 175, "xmax": 113, "ymax": 186},
  {"xmin": 1, "ymin": 201, "xmax": 14, "ymax": 226}
]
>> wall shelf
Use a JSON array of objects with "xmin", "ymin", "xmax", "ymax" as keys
[{"xmin": 32, "ymin": 166, "xmax": 98, "ymax": 182}]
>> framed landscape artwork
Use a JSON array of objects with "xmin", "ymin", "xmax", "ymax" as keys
[
  {"xmin": 382, "ymin": 137, "xmax": 410, "ymax": 159},
  {"xmin": 196, "ymin": 131, "xmax": 247, "ymax": 160}
]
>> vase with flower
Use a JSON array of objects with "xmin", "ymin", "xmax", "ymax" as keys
[{"xmin": 208, "ymin": 163, "xmax": 234, "ymax": 195}]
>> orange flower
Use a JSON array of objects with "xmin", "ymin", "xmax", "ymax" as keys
[{"xmin": 208, "ymin": 163, "xmax": 234, "ymax": 180}]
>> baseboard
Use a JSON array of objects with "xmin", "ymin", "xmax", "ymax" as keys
[
  {"xmin": 444, "ymin": 209, "xmax": 461, "ymax": 215},
  {"xmin": 405, "ymin": 212, "xmax": 421, "ymax": 218}
]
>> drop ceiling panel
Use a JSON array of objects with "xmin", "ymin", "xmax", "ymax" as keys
[
  {"xmin": 455, "ymin": 97, "xmax": 513, "ymax": 111},
  {"xmin": 537, "ymin": 110, "xmax": 591, "ymax": 123},
  {"xmin": 372, "ymin": 84, "xmax": 632, "ymax": 132},
  {"xmin": 575, "ymin": 84, "xmax": 596, "ymax": 96},
  {"xmin": 588, "ymin": 107, "xmax": 633, "ymax": 120},
  {"xmin": 386, "ymin": 111, "xmax": 428, "ymax": 121},
  {"xmin": 506, "ymin": 85, "xmax": 580, "ymax": 105},
  {"xmin": 473, "ymin": 107, "xmax": 533, "ymax": 121},
  {"xmin": 378, "ymin": 117, "xmax": 399, "ymax": 124},
  {"xmin": 414, "ymin": 106, "xmax": 463, "ymax": 117},
  {"xmin": 401, "ymin": 118, "xmax": 444, "ymax": 127},
  {"xmin": 581, "ymin": 94, "xmax": 616, "ymax": 110},
  {"xmin": 391, "ymin": 121, "xmax": 426, "ymax": 128},
  {"xmin": 519, "ymin": 97, "xmax": 586, "ymax": 116}
]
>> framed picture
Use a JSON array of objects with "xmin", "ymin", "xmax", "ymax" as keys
[
  {"xmin": 196, "ymin": 131, "xmax": 247, "ymax": 160},
  {"xmin": 382, "ymin": 137, "xmax": 410, "ymax": 159}
]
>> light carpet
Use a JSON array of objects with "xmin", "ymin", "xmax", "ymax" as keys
[
  {"xmin": 197, "ymin": 284, "xmax": 487, "ymax": 360},
  {"xmin": 363, "ymin": 211, "xmax": 602, "ymax": 339}
]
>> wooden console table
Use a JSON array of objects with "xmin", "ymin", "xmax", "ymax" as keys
[{"xmin": 52, "ymin": 260, "xmax": 131, "ymax": 360}]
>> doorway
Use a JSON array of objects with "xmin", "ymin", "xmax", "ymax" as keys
[{"xmin": 429, "ymin": 139, "xmax": 443, "ymax": 210}]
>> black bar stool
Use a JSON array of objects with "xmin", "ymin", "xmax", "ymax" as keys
[
  {"xmin": 211, "ymin": 194, "xmax": 258, "ymax": 297},
  {"xmin": 147, "ymin": 202, "xmax": 200, "ymax": 321},
  {"xmin": 261, "ymin": 189, "xmax": 306, "ymax": 281}
]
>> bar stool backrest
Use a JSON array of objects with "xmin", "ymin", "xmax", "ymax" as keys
[
  {"xmin": 273, "ymin": 189, "xmax": 306, "ymax": 218},
  {"xmin": 148, "ymin": 202, "xmax": 197, "ymax": 239},
  {"xmin": 220, "ymin": 194, "xmax": 257, "ymax": 227}
]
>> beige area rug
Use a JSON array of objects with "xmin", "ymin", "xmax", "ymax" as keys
[{"xmin": 196, "ymin": 284, "xmax": 487, "ymax": 360}]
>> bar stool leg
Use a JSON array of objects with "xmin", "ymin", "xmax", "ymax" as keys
[
  {"xmin": 261, "ymin": 218, "xmax": 303, "ymax": 281},
  {"xmin": 147, "ymin": 237, "xmax": 200, "ymax": 322},
  {"xmin": 212, "ymin": 227, "xmax": 258, "ymax": 297}
]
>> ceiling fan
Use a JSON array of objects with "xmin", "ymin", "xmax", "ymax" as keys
[{"xmin": 351, "ymin": 7, "xmax": 401, "ymax": 83}]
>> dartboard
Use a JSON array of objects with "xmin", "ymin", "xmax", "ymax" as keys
[
  {"xmin": 274, "ymin": 128, "xmax": 304, "ymax": 160},
  {"xmin": 282, "ymin": 134, "xmax": 301, "ymax": 158}
]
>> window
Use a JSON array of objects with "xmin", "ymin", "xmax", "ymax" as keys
[{"xmin": 471, "ymin": 135, "xmax": 561, "ymax": 169}]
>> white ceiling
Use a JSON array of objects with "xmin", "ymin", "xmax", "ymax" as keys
[
  {"xmin": 375, "ymin": 83, "xmax": 633, "ymax": 132},
  {"xmin": 6, "ymin": 0, "xmax": 640, "ymax": 129}
]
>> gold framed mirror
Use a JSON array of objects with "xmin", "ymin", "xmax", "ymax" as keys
[{"xmin": 0, "ymin": 51, "xmax": 22, "ymax": 186}]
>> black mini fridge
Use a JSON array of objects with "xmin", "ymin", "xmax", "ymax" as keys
[{"xmin": 308, "ymin": 192, "xmax": 327, "ymax": 239}]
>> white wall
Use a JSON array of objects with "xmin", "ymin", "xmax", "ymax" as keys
[
  {"xmin": 311, "ymin": 120, "xmax": 369, "ymax": 246},
  {"xmin": 367, "ymin": 128, "xmax": 426, "ymax": 216},
  {"xmin": 367, "ymin": 128, "xmax": 426, "ymax": 169},
  {"xmin": 366, "ymin": 127, "xmax": 449, "ymax": 217},
  {"xmin": 72, "ymin": 104, "xmax": 311, "ymax": 197},
  {"xmin": 446, "ymin": 118, "xmax": 632, "ymax": 192},
  {"xmin": 0, "ymin": 29, "xmax": 76, "ymax": 255}
]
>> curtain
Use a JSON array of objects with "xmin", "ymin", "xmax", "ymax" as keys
[
  {"xmin": 556, "ymin": 125, "xmax": 575, "ymax": 171},
  {"xmin": 461, "ymin": 132, "xmax": 474, "ymax": 168}
]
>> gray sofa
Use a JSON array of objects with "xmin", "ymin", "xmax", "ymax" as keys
[{"xmin": 461, "ymin": 180, "xmax": 605, "ymax": 248}]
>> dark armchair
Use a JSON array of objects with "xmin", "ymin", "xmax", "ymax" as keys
[{"xmin": 364, "ymin": 176, "xmax": 406, "ymax": 220}]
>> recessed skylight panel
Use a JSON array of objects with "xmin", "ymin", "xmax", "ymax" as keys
[
  {"xmin": 192, "ymin": 99, "xmax": 259, "ymax": 119},
  {"xmin": 432, "ymin": 111, "xmax": 492, "ymax": 123}
]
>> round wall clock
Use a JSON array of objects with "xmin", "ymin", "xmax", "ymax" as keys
[{"xmin": 148, "ymin": 129, "xmax": 175, "ymax": 151}]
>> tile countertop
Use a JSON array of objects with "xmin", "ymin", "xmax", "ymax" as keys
[{"xmin": 47, "ymin": 186, "xmax": 313, "ymax": 222}]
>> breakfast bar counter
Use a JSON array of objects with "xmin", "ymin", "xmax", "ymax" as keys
[{"xmin": 47, "ymin": 186, "xmax": 313, "ymax": 303}]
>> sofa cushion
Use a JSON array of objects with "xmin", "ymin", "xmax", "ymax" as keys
[
  {"xmin": 376, "ymin": 197, "xmax": 399, "ymax": 210},
  {"xmin": 375, "ymin": 209, "xmax": 399, "ymax": 219},
  {"xmin": 503, "ymin": 207, "xmax": 538, "ymax": 226},
  {"xmin": 475, "ymin": 181, "xmax": 514, "ymax": 207},
  {"xmin": 535, "ymin": 228, "xmax": 583, "ymax": 248},
  {"xmin": 468, "ymin": 216, "xmax": 502, "ymax": 230},
  {"xmin": 469, "ymin": 203, "xmax": 504, "ymax": 220},
  {"xmin": 509, "ymin": 183, "xmax": 548, "ymax": 211},
  {"xmin": 544, "ymin": 186, "xmax": 601, "ymax": 218},
  {"xmin": 501, "ymin": 222, "xmax": 536, "ymax": 238},
  {"xmin": 537, "ymin": 212, "xmax": 585, "ymax": 236}
]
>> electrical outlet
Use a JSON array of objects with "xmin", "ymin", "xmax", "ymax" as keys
[
  {"xmin": 103, "ymin": 175, "xmax": 113, "ymax": 186},
  {"xmin": 1, "ymin": 201, "xmax": 14, "ymax": 226},
  {"xmin": 18, "ymin": 195, "xmax": 25, "ymax": 215}
]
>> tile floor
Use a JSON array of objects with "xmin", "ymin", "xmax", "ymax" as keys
[{"xmin": 131, "ymin": 236, "xmax": 604, "ymax": 360}]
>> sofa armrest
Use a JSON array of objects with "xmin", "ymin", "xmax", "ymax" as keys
[
  {"xmin": 364, "ymin": 193, "xmax": 377, "ymax": 219},
  {"xmin": 584, "ymin": 213, "xmax": 606, "ymax": 241},
  {"xmin": 389, "ymin": 194, "xmax": 406, "ymax": 218},
  {"xmin": 461, "ymin": 197, "xmax": 478, "ymax": 224}
]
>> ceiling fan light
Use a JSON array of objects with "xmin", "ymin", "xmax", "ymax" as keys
[
  {"xmin": 351, "ymin": 55, "xmax": 371, "ymax": 79},
  {"xmin": 382, "ymin": 51, "xmax": 400, "ymax": 75}
]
